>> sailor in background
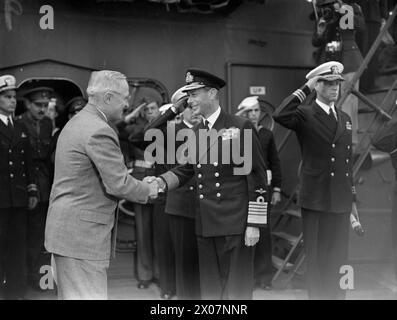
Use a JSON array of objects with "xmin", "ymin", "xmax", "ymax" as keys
[
  {"xmin": 273, "ymin": 61, "xmax": 357, "ymax": 299},
  {"xmin": 237, "ymin": 95, "xmax": 282, "ymax": 289}
]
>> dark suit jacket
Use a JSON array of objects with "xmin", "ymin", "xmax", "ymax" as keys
[
  {"xmin": 0, "ymin": 118, "xmax": 37, "ymax": 208},
  {"xmin": 19, "ymin": 113, "xmax": 53, "ymax": 202},
  {"xmin": 161, "ymin": 109, "xmax": 269, "ymax": 237},
  {"xmin": 273, "ymin": 85, "xmax": 355, "ymax": 213}
]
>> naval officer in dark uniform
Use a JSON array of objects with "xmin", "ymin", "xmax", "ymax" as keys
[
  {"xmin": 19, "ymin": 87, "xmax": 54, "ymax": 290},
  {"xmin": 273, "ymin": 61, "xmax": 357, "ymax": 300},
  {"xmin": 0, "ymin": 75, "xmax": 38, "ymax": 299},
  {"xmin": 144, "ymin": 86, "xmax": 202, "ymax": 299},
  {"xmin": 154, "ymin": 69, "xmax": 269, "ymax": 300}
]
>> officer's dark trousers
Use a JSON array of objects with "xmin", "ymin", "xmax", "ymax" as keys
[
  {"xmin": 301, "ymin": 208, "xmax": 349, "ymax": 300},
  {"xmin": 153, "ymin": 198, "xmax": 176, "ymax": 296},
  {"xmin": 169, "ymin": 214, "xmax": 200, "ymax": 300},
  {"xmin": 27, "ymin": 201, "xmax": 50, "ymax": 286},
  {"xmin": 0, "ymin": 207, "xmax": 27, "ymax": 299},
  {"xmin": 254, "ymin": 206, "xmax": 274, "ymax": 287},
  {"xmin": 254, "ymin": 226, "xmax": 274, "ymax": 287},
  {"xmin": 197, "ymin": 234, "xmax": 254, "ymax": 300}
]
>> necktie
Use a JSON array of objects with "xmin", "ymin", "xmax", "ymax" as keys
[
  {"xmin": 6, "ymin": 117, "xmax": 13, "ymax": 130},
  {"xmin": 329, "ymin": 107, "xmax": 337, "ymax": 121},
  {"xmin": 203, "ymin": 120, "xmax": 210, "ymax": 131}
]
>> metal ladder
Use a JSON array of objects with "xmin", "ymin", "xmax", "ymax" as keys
[{"xmin": 271, "ymin": 4, "xmax": 397, "ymax": 286}]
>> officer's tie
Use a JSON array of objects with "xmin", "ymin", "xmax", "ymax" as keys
[
  {"xmin": 6, "ymin": 116, "xmax": 14, "ymax": 133},
  {"xmin": 203, "ymin": 119, "xmax": 210, "ymax": 131},
  {"xmin": 328, "ymin": 107, "xmax": 337, "ymax": 123}
]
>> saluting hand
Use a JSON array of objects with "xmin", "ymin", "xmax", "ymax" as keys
[
  {"xmin": 245, "ymin": 226, "xmax": 260, "ymax": 247},
  {"xmin": 173, "ymin": 96, "xmax": 189, "ymax": 114},
  {"xmin": 306, "ymin": 75, "xmax": 322, "ymax": 91}
]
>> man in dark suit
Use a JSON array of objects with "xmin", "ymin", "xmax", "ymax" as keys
[
  {"xmin": 18, "ymin": 87, "xmax": 54, "ymax": 291},
  {"xmin": 0, "ymin": 75, "xmax": 38, "ymax": 299},
  {"xmin": 152, "ymin": 68, "xmax": 269, "ymax": 299},
  {"xmin": 273, "ymin": 61, "xmax": 357, "ymax": 300}
]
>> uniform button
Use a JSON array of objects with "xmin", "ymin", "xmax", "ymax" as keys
[
  {"xmin": 22, "ymin": 173, "xmax": 25, "ymax": 177},
  {"xmin": 331, "ymin": 172, "xmax": 334, "ymax": 177},
  {"xmin": 216, "ymin": 193, "xmax": 221, "ymax": 198},
  {"xmin": 198, "ymin": 184, "xmax": 203, "ymax": 189},
  {"xmin": 21, "ymin": 150, "xmax": 24, "ymax": 154},
  {"xmin": 189, "ymin": 186, "xmax": 194, "ymax": 191},
  {"xmin": 9, "ymin": 149, "xmax": 12, "ymax": 153},
  {"xmin": 346, "ymin": 159, "xmax": 349, "ymax": 163},
  {"xmin": 199, "ymin": 194, "xmax": 204, "ymax": 199},
  {"xmin": 197, "ymin": 164, "xmax": 201, "ymax": 169},
  {"xmin": 10, "ymin": 173, "xmax": 14, "ymax": 178},
  {"xmin": 331, "ymin": 158, "xmax": 335, "ymax": 162},
  {"xmin": 332, "ymin": 144, "xmax": 335, "ymax": 148},
  {"xmin": 213, "ymin": 162, "xmax": 218, "ymax": 167},
  {"xmin": 21, "ymin": 161, "xmax": 24, "ymax": 165},
  {"xmin": 214, "ymin": 172, "xmax": 219, "ymax": 177},
  {"xmin": 215, "ymin": 183, "xmax": 220, "ymax": 187},
  {"xmin": 346, "ymin": 173, "xmax": 349, "ymax": 177},
  {"xmin": 198, "ymin": 174, "xmax": 202, "ymax": 179},
  {"xmin": 347, "ymin": 145, "xmax": 350, "ymax": 150},
  {"xmin": 9, "ymin": 161, "xmax": 13, "ymax": 165}
]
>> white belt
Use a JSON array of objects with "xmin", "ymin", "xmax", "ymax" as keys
[{"xmin": 134, "ymin": 160, "xmax": 154, "ymax": 169}]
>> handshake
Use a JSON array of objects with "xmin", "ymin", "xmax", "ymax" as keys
[{"xmin": 142, "ymin": 176, "xmax": 167, "ymax": 201}]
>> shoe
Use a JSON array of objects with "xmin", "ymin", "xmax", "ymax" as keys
[{"xmin": 137, "ymin": 280, "xmax": 151, "ymax": 289}]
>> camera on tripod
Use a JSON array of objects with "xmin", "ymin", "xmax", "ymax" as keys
[{"xmin": 316, "ymin": 0, "xmax": 341, "ymax": 22}]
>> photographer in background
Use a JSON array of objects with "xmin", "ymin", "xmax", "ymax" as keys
[{"xmin": 312, "ymin": 0, "xmax": 365, "ymax": 149}]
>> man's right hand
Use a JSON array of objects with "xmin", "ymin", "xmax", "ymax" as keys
[
  {"xmin": 305, "ymin": 75, "xmax": 322, "ymax": 91},
  {"xmin": 143, "ymin": 176, "xmax": 159, "ymax": 200},
  {"xmin": 173, "ymin": 96, "xmax": 189, "ymax": 114}
]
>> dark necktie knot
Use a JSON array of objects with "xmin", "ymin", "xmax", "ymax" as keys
[
  {"xmin": 204, "ymin": 120, "xmax": 210, "ymax": 130},
  {"xmin": 328, "ymin": 108, "xmax": 336, "ymax": 121},
  {"xmin": 6, "ymin": 117, "xmax": 13, "ymax": 128}
]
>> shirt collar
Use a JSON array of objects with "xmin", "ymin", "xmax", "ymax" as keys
[
  {"xmin": 183, "ymin": 119, "xmax": 194, "ymax": 128},
  {"xmin": 316, "ymin": 99, "xmax": 336, "ymax": 115},
  {"xmin": 96, "ymin": 107, "xmax": 108, "ymax": 122},
  {"xmin": 0, "ymin": 114, "xmax": 12, "ymax": 126},
  {"xmin": 204, "ymin": 106, "xmax": 221, "ymax": 130}
]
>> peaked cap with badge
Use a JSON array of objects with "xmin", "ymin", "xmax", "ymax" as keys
[
  {"xmin": 0, "ymin": 75, "xmax": 17, "ymax": 94},
  {"xmin": 23, "ymin": 87, "xmax": 54, "ymax": 104},
  {"xmin": 182, "ymin": 68, "xmax": 226, "ymax": 92},
  {"xmin": 306, "ymin": 61, "xmax": 345, "ymax": 82}
]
